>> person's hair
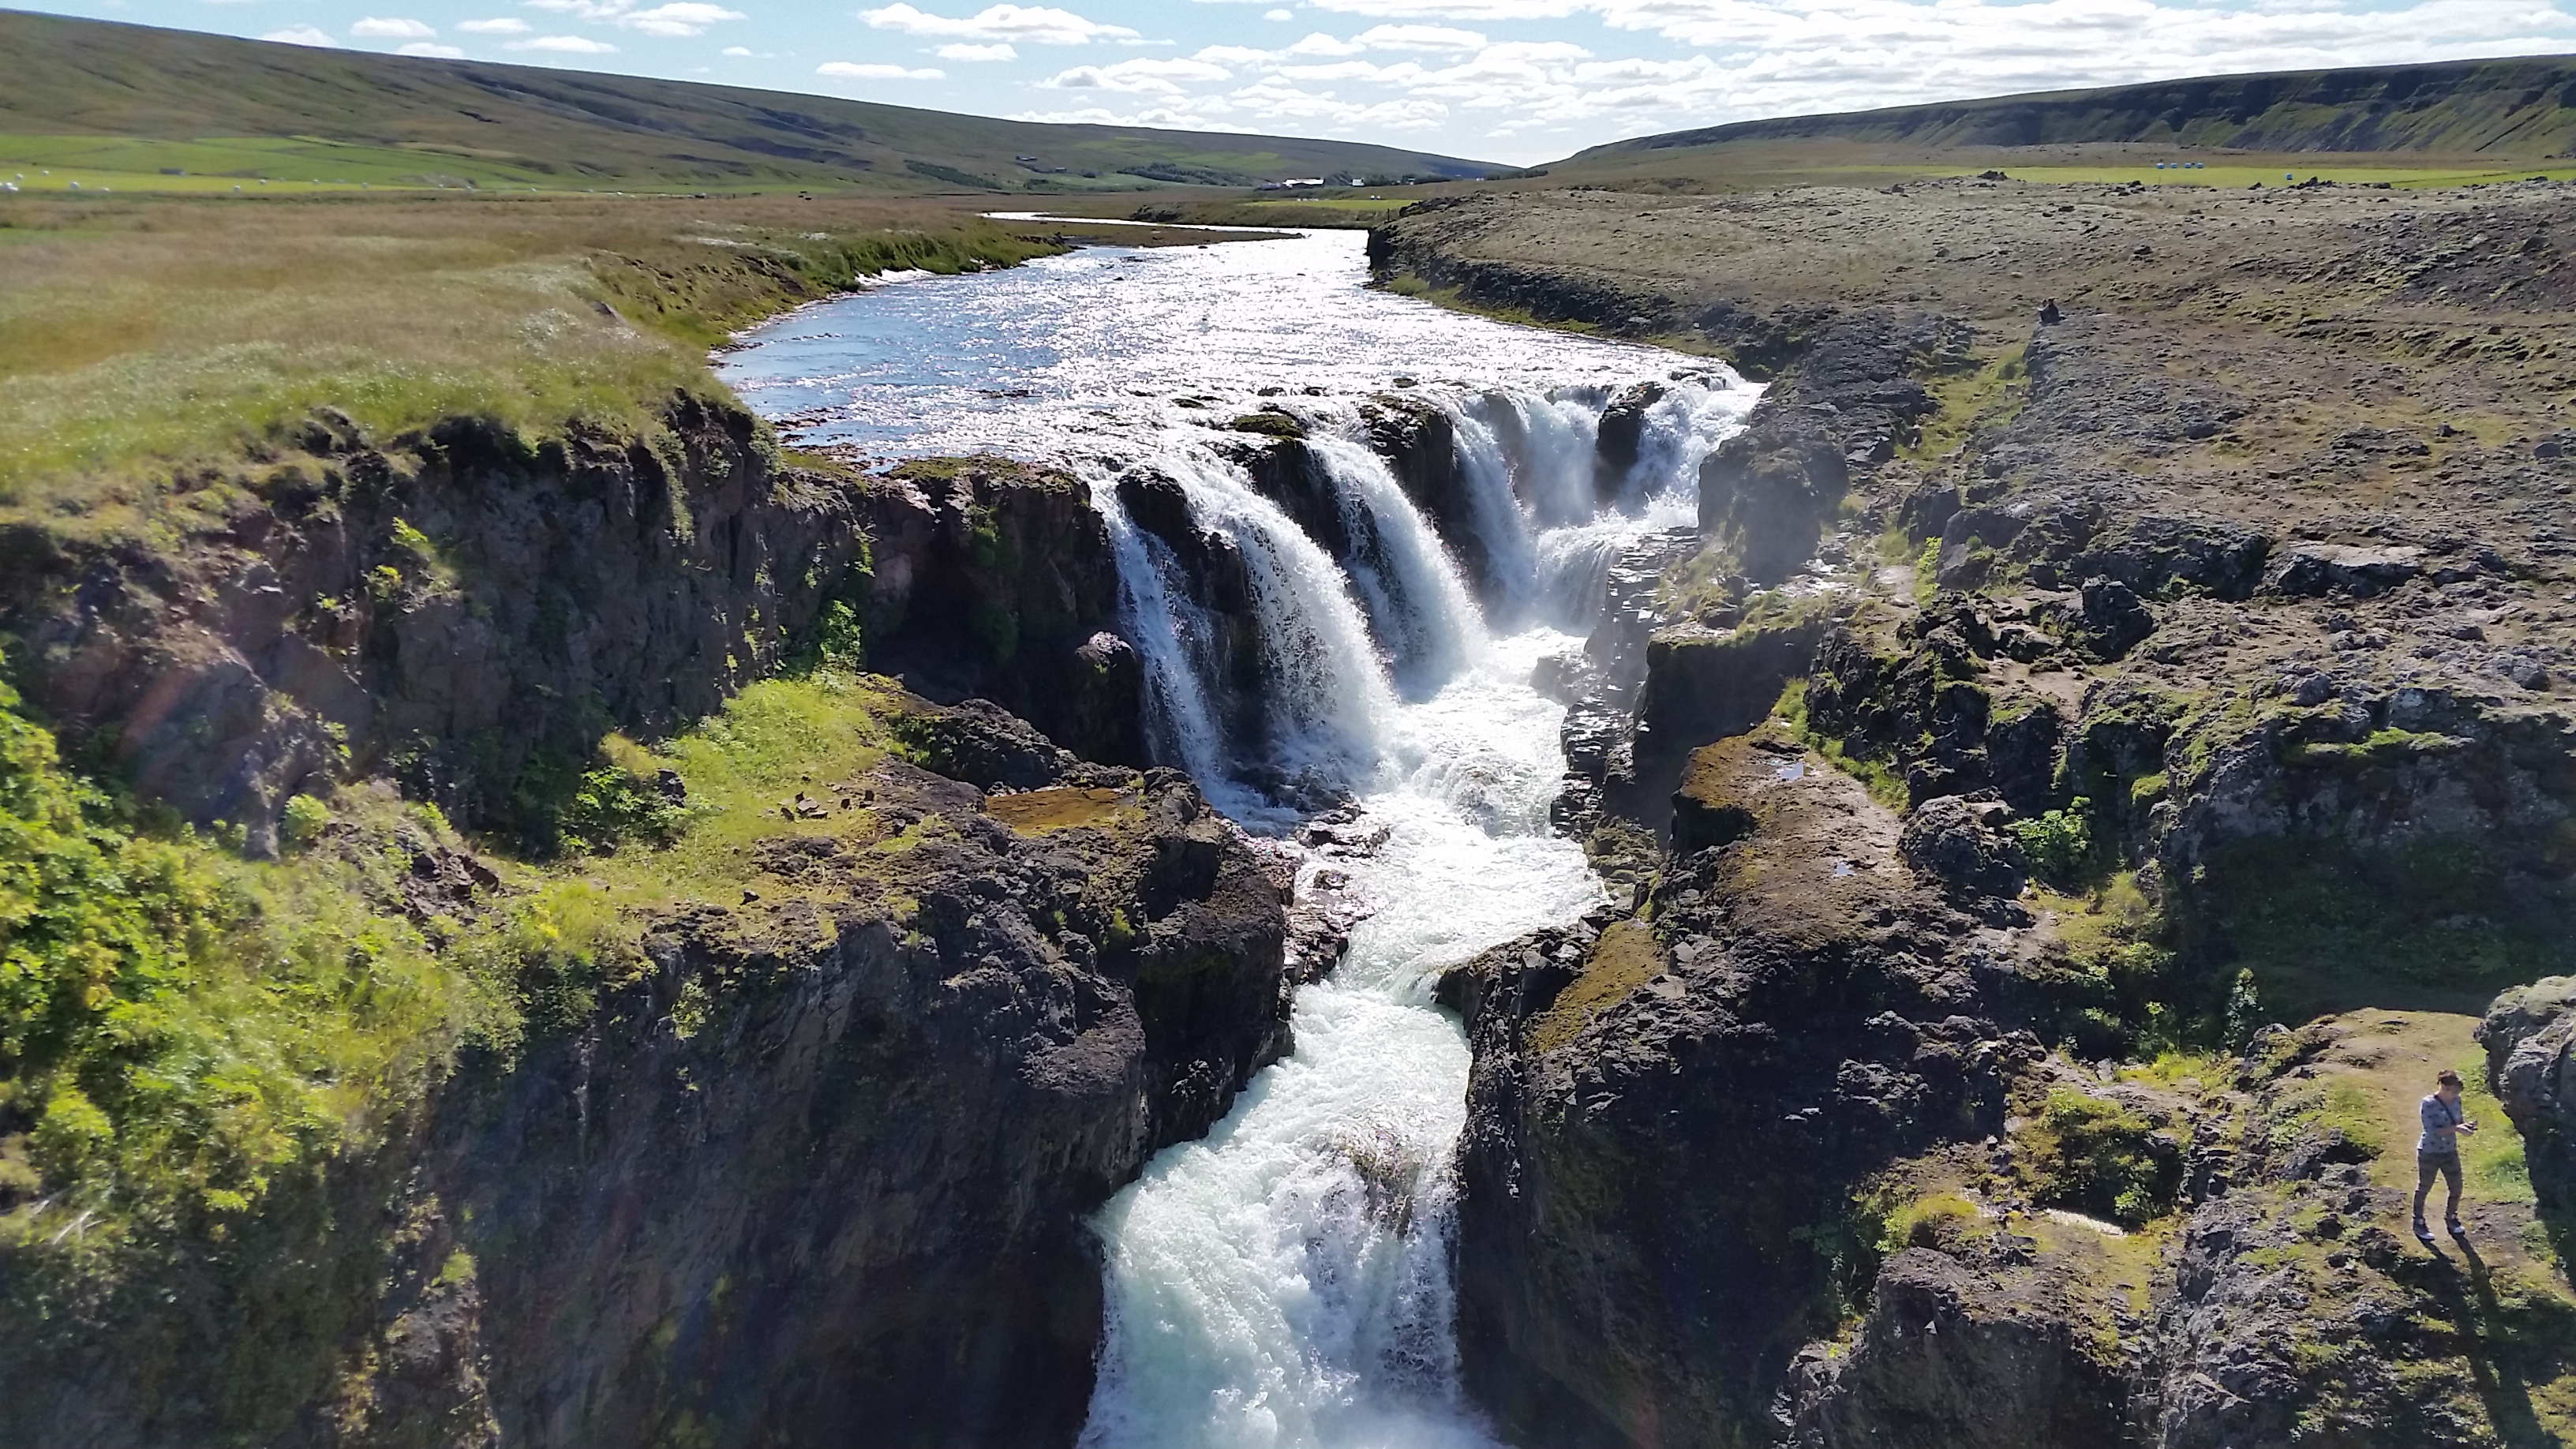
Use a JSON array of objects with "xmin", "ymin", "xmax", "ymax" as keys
[{"xmin": 2437, "ymin": 1069, "xmax": 2463, "ymax": 1088}]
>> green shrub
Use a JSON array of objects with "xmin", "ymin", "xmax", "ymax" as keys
[
  {"xmin": 0, "ymin": 674, "xmax": 492, "ymax": 1232},
  {"xmin": 2012, "ymin": 798, "xmax": 2095, "ymax": 885},
  {"xmin": 279, "ymin": 793, "xmax": 331, "ymax": 851}
]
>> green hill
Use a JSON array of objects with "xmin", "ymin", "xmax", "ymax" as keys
[
  {"xmin": 0, "ymin": 7, "xmax": 1495, "ymax": 193},
  {"xmin": 1567, "ymin": 54, "xmax": 2576, "ymax": 166}
]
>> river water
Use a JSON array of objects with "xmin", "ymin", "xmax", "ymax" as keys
[{"xmin": 719, "ymin": 228, "xmax": 1752, "ymax": 1448}]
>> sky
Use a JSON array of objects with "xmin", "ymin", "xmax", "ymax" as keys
[{"xmin": 24, "ymin": 0, "xmax": 2576, "ymax": 164}]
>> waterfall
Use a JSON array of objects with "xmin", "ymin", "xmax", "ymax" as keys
[
  {"xmin": 1081, "ymin": 375, "xmax": 1748, "ymax": 1448},
  {"xmin": 1300, "ymin": 424, "xmax": 1487, "ymax": 696},
  {"xmin": 713, "ymin": 227, "xmax": 1761, "ymax": 1449}
]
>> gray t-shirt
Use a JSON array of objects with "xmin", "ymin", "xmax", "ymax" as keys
[{"xmin": 2421, "ymin": 1092, "xmax": 2465, "ymax": 1155}]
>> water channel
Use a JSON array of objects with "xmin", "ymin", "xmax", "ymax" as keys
[{"xmin": 718, "ymin": 226, "xmax": 1754, "ymax": 1448}]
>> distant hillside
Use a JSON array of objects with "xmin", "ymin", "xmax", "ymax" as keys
[
  {"xmin": 0, "ymin": 8, "xmax": 1494, "ymax": 192},
  {"xmin": 1575, "ymin": 54, "xmax": 2576, "ymax": 163}
]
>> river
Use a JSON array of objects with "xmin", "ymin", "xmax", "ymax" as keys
[{"xmin": 718, "ymin": 227, "xmax": 1753, "ymax": 1448}]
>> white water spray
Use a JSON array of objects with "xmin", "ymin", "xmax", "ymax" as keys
[{"xmin": 716, "ymin": 228, "xmax": 1755, "ymax": 1448}]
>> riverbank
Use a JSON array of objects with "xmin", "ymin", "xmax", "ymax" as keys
[{"xmin": 1372, "ymin": 175, "xmax": 2576, "ymax": 1443}]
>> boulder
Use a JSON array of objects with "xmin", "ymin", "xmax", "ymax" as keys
[
  {"xmin": 1698, "ymin": 411, "xmax": 1848, "ymax": 584},
  {"xmin": 1593, "ymin": 380, "xmax": 1667, "ymax": 500},
  {"xmin": 2076, "ymin": 575, "xmax": 2155, "ymax": 660},
  {"xmin": 2262, "ymin": 542, "xmax": 2424, "ymax": 598},
  {"xmin": 1899, "ymin": 794, "xmax": 2029, "ymax": 905},
  {"xmin": 2478, "ymin": 977, "xmax": 2576, "ymax": 1211}
]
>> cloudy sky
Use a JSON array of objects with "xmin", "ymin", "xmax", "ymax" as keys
[{"xmin": 32, "ymin": 0, "xmax": 2576, "ymax": 163}]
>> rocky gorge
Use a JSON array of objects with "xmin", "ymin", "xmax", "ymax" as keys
[
  {"xmin": 1376, "ymin": 174, "xmax": 2576, "ymax": 1446},
  {"xmin": 12, "ymin": 160, "xmax": 2576, "ymax": 1449}
]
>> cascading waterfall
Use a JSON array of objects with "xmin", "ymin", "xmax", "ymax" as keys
[
  {"xmin": 1079, "ymin": 380, "xmax": 1740, "ymax": 1448},
  {"xmin": 1298, "ymin": 425, "xmax": 1486, "ymax": 696},
  {"xmin": 713, "ymin": 225, "xmax": 1755, "ymax": 1449}
]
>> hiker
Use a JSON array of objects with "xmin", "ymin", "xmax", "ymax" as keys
[{"xmin": 2414, "ymin": 1068, "xmax": 2479, "ymax": 1242}]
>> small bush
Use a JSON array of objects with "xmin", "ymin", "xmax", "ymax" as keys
[
  {"xmin": 2012, "ymin": 798, "xmax": 2095, "ymax": 885},
  {"xmin": 279, "ymin": 794, "xmax": 331, "ymax": 851}
]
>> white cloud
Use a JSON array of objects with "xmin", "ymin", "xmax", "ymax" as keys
[
  {"xmin": 1287, "ymin": 29, "xmax": 1365, "ymax": 52},
  {"xmin": 508, "ymin": 32, "xmax": 620, "ymax": 49},
  {"xmin": 1194, "ymin": 42, "xmax": 1281, "ymax": 61},
  {"xmin": 458, "ymin": 16, "xmax": 529, "ymax": 31},
  {"xmin": 818, "ymin": 58, "xmax": 947, "ymax": 77},
  {"xmin": 1042, "ymin": 55, "xmax": 1232, "ymax": 90},
  {"xmin": 934, "ymin": 40, "xmax": 1019, "ymax": 57},
  {"xmin": 860, "ymin": 3, "xmax": 1140, "ymax": 44},
  {"xmin": 1264, "ymin": 6, "xmax": 1293, "ymax": 14},
  {"xmin": 520, "ymin": 0, "xmax": 743, "ymax": 34},
  {"xmin": 352, "ymin": 16, "xmax": 436, "ymax": 36},
  {"xmin": 1351, "ymin": 21, "xmax": 1485, "ymax": 47},
  {"xmin": 623, "ymin": 3, "xmax": 745, "ymax": 35},
  {"xmin": 399, "ymin": 39, "xmax": 469, "ymax": 54},
  {"xmin": 1298, "ymin": 0, "xmax": 1578, "ymax": 16},
  {"xmin": 260, "ymin": 24, "xmax": 339, "ymax": 44}
]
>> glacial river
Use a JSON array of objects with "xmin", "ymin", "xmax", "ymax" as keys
[{"xmin": 719, "ymin": 227, "xmax": 1751, "ymax": 1448}]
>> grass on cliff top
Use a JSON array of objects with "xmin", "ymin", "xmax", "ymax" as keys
[{"xmin": 0, "ymin": 193, "xmax": 1065, "ymax": 515}]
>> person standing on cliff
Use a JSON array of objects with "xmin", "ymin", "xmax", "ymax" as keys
[{"xmin": 2414, "ymin": 1068, "xmax": 2478, "ymax": 1243}]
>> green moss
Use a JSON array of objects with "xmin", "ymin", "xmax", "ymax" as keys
[
  {"xmin": 1877, "ymin": 1191, "xmax": 1986, "ymax": 1252},
  {"xmin": 1900, "ymin": 344, "xmax": 2029, "ymax": 464},
  {"xmin": 2019, "ymin": 1088, "xmax": 2184, "ymax": 1227},
  {"xmin": 1528, "ymin": 919, "xmax": 1666, "ymax": 1053},
  {"xmin": 0, "ymin": 673, "xmax": 507, "ymax": 1242}
]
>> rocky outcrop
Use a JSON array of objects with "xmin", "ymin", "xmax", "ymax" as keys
[
  {"xmin": 1619, "ymin": 612, "xmax": 1827, "ymax": 831},
  {"xmin": 1444, "ymin": 720, "xmax": 2033, "ymax": 1448},
  {"xmin": 855, "ymin": 457, "xmax": 1142, "ymax": 766},
  {"xmin": 1803, "ymin": 608, "xmax": 2066, "ymax": 814},
  {"xmin": 2, "ymin": 695, "xmax": 1294, "ymax": 1449},
  {"xmin": 2480, "ymin": 977, "xmax": 2576, "ymax": 1211},
  {"xmin": 1783, "ymin": 1247, "xmax": 2127, "ymax": 1449},
  {"xmin": 0, "ymin": 397, "xmax": 870, "ymax": 852}
]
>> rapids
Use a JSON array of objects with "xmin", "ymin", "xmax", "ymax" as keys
[{"xmin": 719, "ymin": 227, "xmax": 1754, "ymax": 1447}]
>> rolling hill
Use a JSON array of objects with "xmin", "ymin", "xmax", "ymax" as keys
[
  {"xmin": 1563, "ymin": 54, "xmax": 2576, "ymax": 169},
  {"xmin": 0, "ymin": 8, "xmax": 1496, "ymax": 193}
]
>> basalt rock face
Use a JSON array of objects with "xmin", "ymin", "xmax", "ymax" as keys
[
  {"xmin": 1696, "ymin": 312, "xmax": 1947, "ymax": 585},
  {"xmin": 1362, "ymin": 395, "xmax": 1492, "ymax": 589},
  {"xmin": 0, "ymin": 397, "xmax": 868, "ymax": 853},
  {"xmin": 3, "ymin": 711, "xmax": 1293, "ymax": 1449},
  {"xmin": 855, "ymin": 457, "xmax": 1144, "ymax": 767},
  {"xmin": 1782, "ymin": 1247, "xmax": 2128, "ymax": 1449},
  {"xmin": 1443, "ymin": 723, "xmax": 2038, "ymax": 1449},
  {"xmin": 429, "ymin": 760, "xmax": 1288, "ymax": 1449}
]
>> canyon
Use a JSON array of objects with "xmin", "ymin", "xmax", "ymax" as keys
[{"xmin": 8, "ymin": 169, "xmax": 2576, "ymax": 1449}]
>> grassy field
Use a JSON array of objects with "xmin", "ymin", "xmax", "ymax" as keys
[
  {"xmin": 0, "ymin": 133, "xmax": 565, "ymax": 193},
  {"xmin": 0, "ymin": 191, "xmax": 1081, "ymax": 513}
]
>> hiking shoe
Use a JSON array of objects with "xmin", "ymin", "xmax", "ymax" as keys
[
  {"xmin": 2414, "ymin": 1220, "xmax": 2436, "ymax": 1243},
  {"xmin": 2447, "ymin": 1219, "xmax": 2469, "ymax": 1238}
]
